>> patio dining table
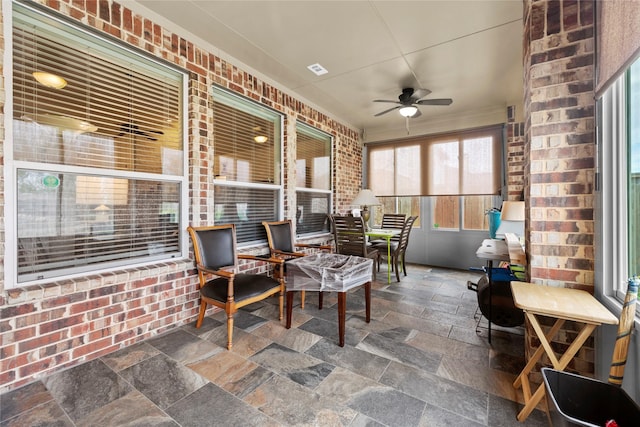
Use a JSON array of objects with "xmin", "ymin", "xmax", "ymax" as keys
[
  {"xmin": 285, "ymin": 253, "xmax": 373, "ymax": 346},
  {"xmin": 366, "ymin": 228, "xmax": 401, "ymax": 283}
]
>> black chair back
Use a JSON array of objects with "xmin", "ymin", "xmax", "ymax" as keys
[
  {"xmin": 263, "ymin": 220, "xmax": 295, "ymax": 253},
  {"xmin": 189, "ymin": 224, "xmax": 237, "ymax": 270}
]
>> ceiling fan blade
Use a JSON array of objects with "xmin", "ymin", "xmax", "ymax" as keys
[
  {"xmin": 373, "ymin": 99, "xmax": 400, "ymax": 104},
  {"xmin": 409, "ymin": 88, "xmax": 431, "ymax": 101},
  {"xmin": 416, "ymin": 98, "xmax": 453, "ymax": 106},
  {"xmin": 374, "ymin": 105, "xmax": 401, "ymax": 116}
]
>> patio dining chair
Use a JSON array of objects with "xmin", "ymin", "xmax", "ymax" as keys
[
  {"xmin": 369, "ymin": 213, "xmax": 406, "ymax": 246},
  {"xmin": 373, "ymin": 215, "xmax": 417, "ymax": 282}
]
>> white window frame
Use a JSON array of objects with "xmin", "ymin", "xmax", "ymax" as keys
[
  {"xmin": 596, "ymin": 62, "xmax": 638, "ymax": 318},
  {"xmin": 4, "ymin": 1, "xmax": 189, "ymax": 288},
  {"xmin": 295, "ymin": 122, "xmax": 332, "ymax": 237},
  {"xmin": 211, "ymin": 86, "xmax": 284, "ymax": 246}
]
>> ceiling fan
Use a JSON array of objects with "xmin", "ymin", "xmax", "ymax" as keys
[{"xmin": 374, "ymin": 88, "xmax": 452, "ymax": 118}]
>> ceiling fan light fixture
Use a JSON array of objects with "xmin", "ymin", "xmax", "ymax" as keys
[
  {"xmin": 32, "ymin": 71, "xmax": 67, "ymax": 89},
  {"xmin": 399, "ymin": 106, "xmax": 418, "ymax": 117},
  {"xmin": 253, "ymin": 135, "xmax": 268, "ymax": 143}
]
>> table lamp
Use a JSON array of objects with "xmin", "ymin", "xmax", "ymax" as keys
[
  {"xmin": 495, "ymin": 201, "xmax": 525, "ymax": 239},
  {"xmin": 351, "ymin": 189, "xmax": 380, "ymax": 229}
]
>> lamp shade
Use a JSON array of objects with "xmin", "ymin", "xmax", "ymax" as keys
[
  {"xmin": 352, "ymin": 189, "xmax": 380, "ymax": 206},
  {"xmin": 500, "ymin": 201, "xmax": 525, "ymax": 221}
]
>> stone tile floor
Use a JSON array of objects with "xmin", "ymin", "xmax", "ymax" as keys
[{"xmin": 0, "ymin": 265, "xmax": 551, "ymax": 426}]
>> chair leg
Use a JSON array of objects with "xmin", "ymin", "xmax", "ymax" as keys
[
  {"xmin": 278, "ymin": 290, "xmax": 284, "ymax": 321},
  {"xmin": 301, "ymin": 290, "xmax": 306, "ymax": 309},
  {"xmin": 394, "ymin": 256, "xmax": 401, "ymax": 282},
  {"xmin": 226, "ymin": 312, "xmax": 234, "ymax": 350},
  {"xmin": 319, "ymin": 291, "xmax": 324, "ymax": 309},
  {"xmin": 196, "ymin": 301, "xmax": 207, "ymax": 328}
]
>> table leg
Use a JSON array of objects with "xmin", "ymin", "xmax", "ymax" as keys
[
  {"xmin": 286, "ymin": 291, "xmax": 294, "ymax": 329},
  {"xmin": 386, "ymin": 237, "xmax": 392, "ymax": 283},
  {"xmin": 514, "ymin": 312, "xmax": 599, "ymax": 422},
  {"xmin": 365, "ymin": 281, "xmax": 371, "ymax": 323},
  {"xmin": 338, "ymin": 292, "xmax": 346, "ymax": 347},
  {"xmin": 487, "ymin": 260, "xmax": 493, "ymax": 343},
  {"xmin": 514, "ymin": 316, "xmax": 566, "ymax": 388}
]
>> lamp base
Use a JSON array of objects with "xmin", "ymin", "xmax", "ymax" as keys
[{"xmin": 361, "ymin": 206, "xmax": 370, "ymax": 230}]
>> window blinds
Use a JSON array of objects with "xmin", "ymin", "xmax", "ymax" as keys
[
  {"xmin": 595, "ymin": 0, "xmax": 640, "ymax": 97},
  {"xmin": 212, "ymin": 86, "xmax": 283, "ymax": 244},
  {"xmin": 367, "ymin": 125, "xmax": 503, "ymax": 197},
  {"xmin": 11, "ymin": 3, "xmax": 185, "ymax": 284}
]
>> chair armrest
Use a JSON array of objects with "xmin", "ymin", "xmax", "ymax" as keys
[
  {"xmin": 238, "ymin": 253, "xmax": 285, "ymax": 266},
  {"xmin": 296, "ymin": 243, "xmax": 332, "ymax": 251},
  {"xmin": 196, "ymin": 263, "xmax": 234, "ymax": 278},
  {"xmin": 273, "ymin": 249, "xmax": 306, "ymax": 258}
]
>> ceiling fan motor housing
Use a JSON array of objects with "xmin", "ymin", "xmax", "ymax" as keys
[{"xmin": 399, "ymin": 88, "xmax": 414, "ymax": 103}]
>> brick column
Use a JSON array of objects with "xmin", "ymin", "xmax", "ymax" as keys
[
  {"xmin": 523, "ymin": 0, "xmax": 596, "ymax": 376},
  {"xmin": 506, "ymin": 105, "xmax": 525, "ymax": 200}
]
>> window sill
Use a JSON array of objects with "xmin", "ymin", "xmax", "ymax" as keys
[{"xmin": 5, "ymin": 258, "xmax": 192, "ymax": 303}]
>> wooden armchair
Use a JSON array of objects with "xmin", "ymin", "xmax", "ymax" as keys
[
  {"xmin": 187, "ymin": 224, "xmax": 285, "ymax": 350},
  {"xmin": 262, "ymin": 220, "xmax": 331, "ymax": 308}
]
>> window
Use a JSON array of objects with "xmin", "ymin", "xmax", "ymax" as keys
[
  {"xmin": 373, "ymin": 197, "xmax": 421, "ymax": 228},
  {"xmin": 369, "ymin": 144, "xmax": 421, "ymax": 196},
  {"xmin": 212, "ymin": 86, "xmax": 283, "ymax": 244},
  {"xmin": 432, "ymin": 195, "xmax": 501, "ymax": 231},
  {"xmin": 295, "ymin": 123, "xmax": 332, "ymax": 235},
  {"xmin": 598, "ymin": 56, "xmax": 640, "ymax": 304},
  {"xmin": 367, "ymin": 125, "xmax": 503, "ymax": 232},
  {"xmin": 9, "ymin": 3, "xmax": 186, "ymax": 286},
  {"xmin": 628, "ymin": 60, "xmax": 640, "ymax": 278}
]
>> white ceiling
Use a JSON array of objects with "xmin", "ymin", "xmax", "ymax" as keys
[{"xmin": 131, "ymin": 0, "xmax": 524, "ymax": 141}]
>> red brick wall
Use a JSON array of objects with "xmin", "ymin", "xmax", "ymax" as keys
[
  {"xmin": 523, "ymin": 0, "xmax": 596, "ymax": 376},
  {"xmin": 0, "ymin": 0, "xmax": 360, "ymax": 391},
  {"xmin": 524, "ymin": 0, "xmax": 595, "ymax": 289},
  {"xmin": 506, "ymin": 120, "xmax": 525, "ymax": 201}
]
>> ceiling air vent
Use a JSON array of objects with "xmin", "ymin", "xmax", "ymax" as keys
[{"xmin": 307, "ymin": 63, "xmax": 328, "ymax": 76}]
